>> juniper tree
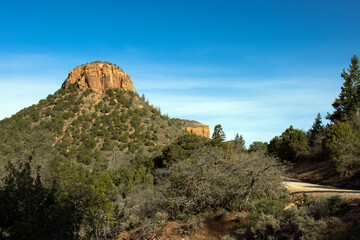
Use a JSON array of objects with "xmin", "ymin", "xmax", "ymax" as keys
[{"xmin": 268, "ymin": 126, "xmax": 308, "ymax": 161}]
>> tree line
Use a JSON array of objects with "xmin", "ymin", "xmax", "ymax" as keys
[{"xmin": 219, "ymin": 55, "xmax": 360, "ymax": 178}]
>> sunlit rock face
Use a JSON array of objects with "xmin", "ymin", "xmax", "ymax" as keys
[
  {"xmin": 62, "ymin": 62, "xmax": 134, "ymax": 92},
  {"xmin": 182, "ymin": 123, "xmax": 210, "ymax": 138}
]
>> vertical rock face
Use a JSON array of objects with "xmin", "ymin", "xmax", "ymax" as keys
[
  {"xmin": 183, "ymin": 125, "xmax": 210, "ymax": 138},
  {"xmin": 62, "ymin": 62, "xmax": 135, "ymax": 92},
  {"xmin": 179, "ymin": 120, "xmax": 210, "ymax": 138}
]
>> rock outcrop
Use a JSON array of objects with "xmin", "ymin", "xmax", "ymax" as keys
[
  {"xmin": 180, "ymin": 121, "xmax": 210, "ymax": 138},
  {"xmin": 62, "ymin": 62, "xmax": 135, "ymax": 92},
  {"xmin": 183, "ymin": 125, "xmax": 210, "ymax": 138}
]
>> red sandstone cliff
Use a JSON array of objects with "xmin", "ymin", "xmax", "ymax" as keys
[
  {"xmin": 62, "ymin": 62, "xmax": 134, "ymax": 92},
  {"xmin": 178, "ymin": 119, "xmax": 210, "ymax": 138},
  {"xmin": 183, "ymin": 125, "xmax": 210, "ymax": 138}
]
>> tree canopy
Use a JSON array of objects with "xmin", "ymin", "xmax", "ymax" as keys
[
  {"xmin": 268, "ymin": 126, "xmax": 308, "ymax": 161},
  {"xmin": 328, "ymin": 55, "xmax": 360, "ymax": 122}
]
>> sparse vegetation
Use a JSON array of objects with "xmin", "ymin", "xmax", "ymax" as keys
[
  {"xmin": 239, "ymin": 195, "xmax": 351, "ymax": 239},
  {"xmin": 1, "ymin": 55, "xmax": 360, "ymax": 239}
]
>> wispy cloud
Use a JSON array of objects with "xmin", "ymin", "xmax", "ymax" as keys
[{"xmin": 139, "ymin": 75, "xmax": 337, "ymax": 145}]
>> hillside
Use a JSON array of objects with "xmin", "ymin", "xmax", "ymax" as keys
[
  {"xmin": 1, "ymin": 61, "xmax": 360, "ymax": 240},
  {"xmin": 0, "ymin": 62, "xmax": 208, "ymax": 173}
]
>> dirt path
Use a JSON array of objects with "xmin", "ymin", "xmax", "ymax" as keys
[{"xmin": 284, "ymin": 179, "xmax": 360, "ymax": 199}]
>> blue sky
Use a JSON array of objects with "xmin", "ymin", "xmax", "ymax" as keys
[{"xmin": 1, "ymin": 0, "xmax": 359, "ymax": 146}]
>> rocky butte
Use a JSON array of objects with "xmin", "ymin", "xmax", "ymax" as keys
[
  {"xmin": 62, "ymin": 62, "xmax": 135, "ymax": 92},
  {"xmin": 62, "ymin": 61, "xmax": 210, "ymax": 138}
]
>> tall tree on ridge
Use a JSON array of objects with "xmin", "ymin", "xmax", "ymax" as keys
[
  {"xmin": 212, "ymin": 124, "xmax": 226, "ymax": 142},
  {"xmin": 328, "ymin": 55, "xmax": 360, "ymax": 122},
  {"xmin": 234, "ymin": 133, "xmax": 246, "ymax": 151},
  {"xmin": 309, "ymin": 113, "xmax": 324, "ymax": 147}
]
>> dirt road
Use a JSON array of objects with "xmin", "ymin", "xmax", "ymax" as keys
[{"xmin": 284, "ymin": 179, "xmax": 360, "ymax": 199}]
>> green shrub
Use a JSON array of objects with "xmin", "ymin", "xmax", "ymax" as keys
[
  {"xmin": 119, "ymin": 133, "xmax": 128, "ymax": 143},
  {"xmin": 46, "ymin": 94, "xmax": 55, "ymax": 105},
  {"xmin": 102, "ymin": 138, "xmax": 113, "ymax": 150},
  {"xmin": 268, "ymin": 125, "xmax": 309, "ymax": 161},
  {"xmin": 44, "ymin": 107, "xmax": 52, "ymax": 116},
  {"xmin": 155, "ymin": 134, "xmax": 209, "ymax": 167},
  {"xmin": 130, "ymin": 115, "xmax": 141, "ymax": 129},
  {"xmin": 128, "ymin": 142, "xmax": 139, "ymax": 153},
  {"xmin": 77, "ymin": 147, "xmax": 93, "ymax": 165},
  {"xmin": 101, "ymin": 105, "xmax": 111, "ymax": 113},
  {"xmin": 109, "ymin": 99, "xmax": 116, "ymax": 106},
  {"xmin": 106, "ymin": 89, "xmax": 114, "ymax": 97},
  {"xmin": 84, "ymin": 137, "xmax": 97, "ymax": 149},
  {"xmin": 250, "ymin": 189, "xmax": 290, "ymax": 218},
  {"xmin": 49, "ymin": 118, "xmax": 65, "ymax": 134},
  {"xmin": 242, "ymin": 195, "xmax": 350, "ymax": 239},
  {"xmin": 72, "ymin": 105, "xmax": 80, "ymax": 113},
  {"xmin": 83, "ymin": 88, "xmax": 93, "ymax": 97},
  {"xmin": 151, "ymin": 133, "xmax": 159, "ymax": 141},
  {"xmin": 72, "ymin": 119, "xmax": 80, "ymax": 126},
  {"xmin": 323, "ymin": 121, "xmax": 359, "ymax": 176},
  {"xmin": 67, "ymin": 82, "xmax": 78, "ymax": 93}
]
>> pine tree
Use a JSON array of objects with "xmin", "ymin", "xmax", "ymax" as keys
[
  {"xmin": 312, "ymin": 113, "xmax": 324, "ymax": 133},
  {"xmin": 234, "ymin": 133, "xmax": 246, "ymax": 151},
  {"xmin": 309, "ymin": 113, "xmax": 324, "ymax": 147},
  {"xmin": 212, "ymin": 124, "xmax": 226, "ymax": 142},
  {"xmin": 328, "ymin": 55, "xmax": 360, "ymax": 122}
]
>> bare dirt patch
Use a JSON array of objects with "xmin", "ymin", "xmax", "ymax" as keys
[
  {"xmin": 118, "ymin": 212, "xmax": 246, "ymax": 240},
  {"xmin": 287, "ymin": 160, "xmax": 360, "ymax": 190}
]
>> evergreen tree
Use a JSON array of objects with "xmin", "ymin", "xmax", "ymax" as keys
[
  {"xmin": 0, "ymin": 161, "xmax": 80, "ymax": 239},
  {"xmin": 212, "ymin": 124, "xmax": 226, "ymax": 142},
  {"xmin": 234, "ymin": 133, "xmax": 246, "ymax": 151},
  {"xmin": 309, "ymin": 113, "xmax": 324, "ymax": 147},
  {"xmin": 323, "ymin": 121, "xmax": 359, "ymax": 176},
  {"xmin": 248, "ymin": 141, "xmax": 267, "ymax": 153},
  {"xmin": 312, "ymin": 113, "xmax": 324, "ymax": 133},
  {"xmin": 328, "ymin": 55, "xmax": 360, "ymax": 122},
  {"xmin": 268, "ymin": 126, "xmax": 308, "ymax": 161}
]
